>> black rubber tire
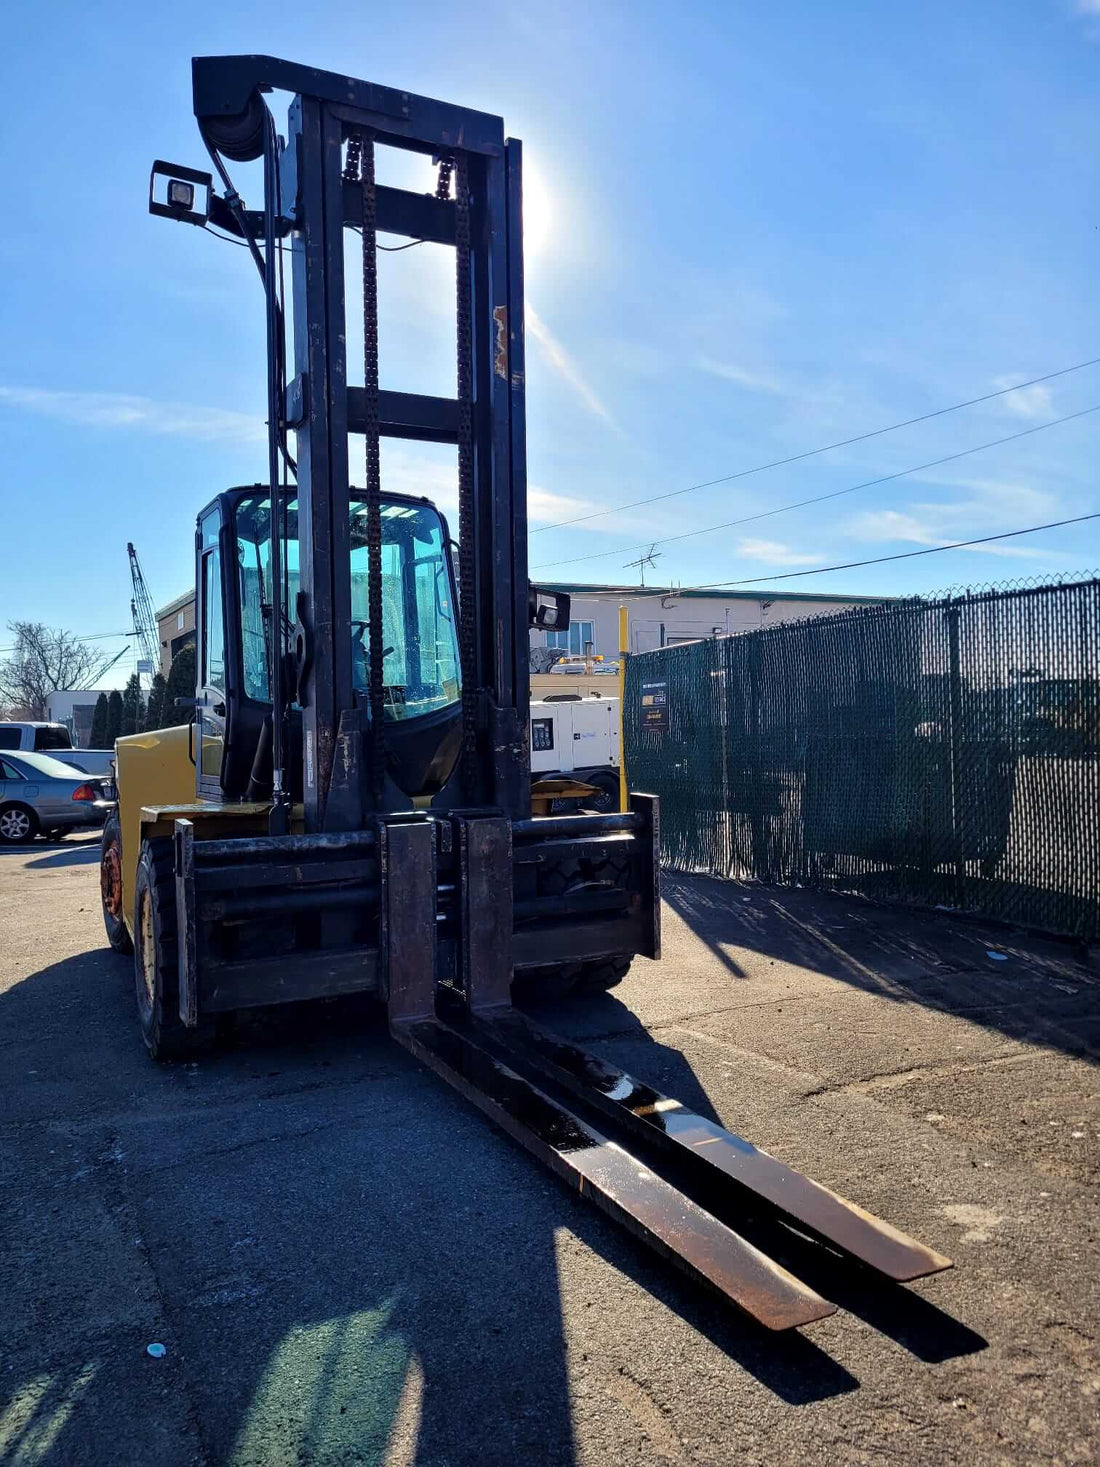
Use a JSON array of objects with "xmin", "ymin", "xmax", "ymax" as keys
[
  {"xmin": 579, "ymin": 769, "xmax": 621, "ymax": 814},
  {"xmin": 133, "ymin": 838, "xmax": 211, "ymax": 1061},
  {"xmin": 512, "ymin": 953, "xmax": 632, "ymax": 1005},
  {"xmin": 576, "ymin": 954, "xmax": 632, "ymax": 993},
  {"xmin": 100, "ymin": 813, "xmax": 133, "ymax": 955},
  {"xmin": 0, "ymin": 803, "xmax": 39, "ymax": 845},
  {"xmin": 511, "ymin": 962, "xmax": 582, "ymax": 1006},
  {"xmin": 513, "ymin": 849, "xmax": 635, "ymax": 1005}
]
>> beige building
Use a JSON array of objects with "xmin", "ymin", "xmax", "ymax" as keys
[
  {"xmin": 156, "ymin": 590, "xmax": 197, "ymax": 676},
  {"xmin": 532, "ymin": 583, "xmax": 888, "ymax": 663}
]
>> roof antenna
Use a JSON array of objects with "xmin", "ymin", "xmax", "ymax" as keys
[{"xmin": 624, "ymin": 545, "xmax": 662, "ymax": 588}]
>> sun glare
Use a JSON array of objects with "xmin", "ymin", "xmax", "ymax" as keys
[{"xmin": 521, "ymin": 159, "xmax": 553, "ymax": 260}]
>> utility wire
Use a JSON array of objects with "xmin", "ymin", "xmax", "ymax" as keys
[
  {"xmin": 629, "ymin": 511, "xmax": 1100, "ymax": 600},
  {"xmin": 531, "ymin": 353, "xmax": 1100, "ymax": 535},
  {"xmin": 531, "ymin": 402, "xmax": 1100, "ymax": 571},
  {"xmin": 0, "ymin": 630, "xmax": 135, "ymax": 654}
]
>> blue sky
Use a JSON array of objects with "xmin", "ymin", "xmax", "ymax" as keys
[{"xmin": 3, "ymin": 0, "xmax": 1100, "ymax": 684}]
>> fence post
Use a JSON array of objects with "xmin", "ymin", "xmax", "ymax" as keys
[
  {"xmin": 749, "ymin": 634, "xmax": 766, "ymax": 880},
  {"xmin": 946, "ymin": 601, "xmax": 966, "ymax": 907},
  {"xmin": 718, "ymin": 637, "xmax": 731, "ymax": 878},
  {"xmin": 618, "ymin": 604, "xmax": 628, "ymax": 814}
]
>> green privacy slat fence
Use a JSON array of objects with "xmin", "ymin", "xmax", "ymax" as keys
[{"xmin": 624, "ymin": 577, "xmax": 1100, "ymax": 941}]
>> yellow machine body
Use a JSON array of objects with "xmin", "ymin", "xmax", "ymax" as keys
[{"xmin": 113, "ymin": 725, "xmax": 276, "ymax": 932}]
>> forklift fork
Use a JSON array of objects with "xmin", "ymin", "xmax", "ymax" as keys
[{"xmin": 382, "ymin": 816, "xmax": 951, "ymax": 1333}]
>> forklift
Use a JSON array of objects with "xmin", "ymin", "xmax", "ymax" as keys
[{"xmin": 99, "ymin": 55, "xmax": 950, "ymax": 1332}]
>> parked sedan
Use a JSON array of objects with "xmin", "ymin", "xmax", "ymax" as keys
[{"xmin": 0, "ymin": 751, "xmax": 114, "ymax": 844}]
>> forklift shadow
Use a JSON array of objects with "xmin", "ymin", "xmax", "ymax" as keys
[
  {"xmin": 1, "ymin": 950, "xmax": 997, "ymax": 1465},
  {"xmin": 178, "ymin": 996, "xmax": 863, "ymax": 1433},
  {"xmin": 210, "ymin": 991, "xmax": 981, "ymax": 1369},
  {"xmin": 544, "ymin": 987, "xmax": 726, "ymax": 1127}
]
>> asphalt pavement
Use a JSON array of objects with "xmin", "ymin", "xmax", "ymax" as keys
[{"xmin": 1, "ymin": 832, "xmax": 1097, "ymax": 1466}]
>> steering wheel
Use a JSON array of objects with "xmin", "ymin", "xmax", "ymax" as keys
[{"xmin": 351, "ymin": 620, "xmax": 394, "ymax": 659}]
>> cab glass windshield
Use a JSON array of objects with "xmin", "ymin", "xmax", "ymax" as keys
[{"xmin": 235, "ymin": 495, "xmax": 460, "ymax": 722}]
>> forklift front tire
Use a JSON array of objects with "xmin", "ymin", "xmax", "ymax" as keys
[
  {"xmin": 100, "ymin": 813, "xmax": 132, "ymax": 955},
  {"xmin": 133, "ymin": 839, "xmax": 210, "ymax": 1061},
  {"xmin": 576, "ymin": 954, "xmax": 632, "ymax": 993}
]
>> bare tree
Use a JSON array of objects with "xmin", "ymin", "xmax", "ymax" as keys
[{"xmin": 0, "ymin": 622, "xmax": 99, "ymax": 720}]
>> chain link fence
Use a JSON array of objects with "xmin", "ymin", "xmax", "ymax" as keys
[{"xmin": 624, "ymin": 576, "xmax": 1100, "ymax": 940}]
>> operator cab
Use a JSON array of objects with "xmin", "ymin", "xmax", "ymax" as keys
[{"xmin": 195, "ymin": 486, "xmax": 463, "ymax": 805}]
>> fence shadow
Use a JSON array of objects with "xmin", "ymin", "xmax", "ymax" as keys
[{"xmin": 663, "ymin": 870, "xmax": 1100, "ymax": 1068}]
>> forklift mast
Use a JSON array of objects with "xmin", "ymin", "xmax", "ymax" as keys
[{"xmin": 184, "ymin": 55, "xmax": 545, "ymax": 830}]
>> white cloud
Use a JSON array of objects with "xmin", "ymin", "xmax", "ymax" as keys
[
  {"xmin": 992, "ymin": 375, "xmax": 1055, "ymax": 420},
  {"xmin": 379, "ymin": 440, "xmax": 605, "ymax": 529},
  {"xmin": 847, "ymin": 504, "xmax": 1067, "ymax": 562},
  {"xmin": 0, "ymin": 384, "xmax": 608, "ymax": 530},
  {"xmin": 911, "ymin": 474, "xmax": 1059, "ymax": 520},
  {"xmin": 526, "ymin": 305, "xmax": 620, "ymax": 431},
  {"xmin": 696, "ymin": 358, "xmax": 789, "ymax": 395},
  {"xmin": 736, "ymin": 538, "xmax": 822, "ymax": 565},
  {"xmin": 0, "ymin": 386, "xmax": 265, "ymax": 442},
  {"xmin": 528, "ymin": 484, "xmax": 604, "ymax": 524},
  {"xmin": 1075, "ymin": 0, "xmax": 1100, "ymax": 14},
  {"xmin": 847, "ymin": 510, "xmax": 940, "ymax": 545}
]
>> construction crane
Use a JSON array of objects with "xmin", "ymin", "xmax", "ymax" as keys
[
  {"xmin": 95, "ymin": 55, "xmax": 951, "ymax": 1335},
  {"xmin": 81, "ymin": 646, "xmax": 129, "ymax": 688},
  {"xmin": 127, "ymin": 542, "xmax": 160, "ymax": 682}
]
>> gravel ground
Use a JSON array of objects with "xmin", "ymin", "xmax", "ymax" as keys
[{"xmin": 1, "ymin": 833, "xmax": 1097, "ymax": 1466}]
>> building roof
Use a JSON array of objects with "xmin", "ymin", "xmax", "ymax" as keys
[
  {"xmin": 540, "ymin": 582, "xmax": 891, "ymax": 605},
  {"xmin": 155, "ymin": 581, "xmax": 890, "ymax": 616},
  {"xmin": 156, "ymin": 589, "xmax": 195, "ymax": 620}
]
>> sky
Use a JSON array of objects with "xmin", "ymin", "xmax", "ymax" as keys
[{"xmin": 3, "ymin": 0, "xmax": 1100, "ymax": 686}]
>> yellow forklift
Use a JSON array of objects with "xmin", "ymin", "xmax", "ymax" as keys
[{"xmin": 98, "ymin": 55, "xmax": 949, "ymax": 1331}]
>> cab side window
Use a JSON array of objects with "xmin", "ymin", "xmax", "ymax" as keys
[{"xmin": 200, "ymin": 511, "xmax": 226, "ymax": 694}]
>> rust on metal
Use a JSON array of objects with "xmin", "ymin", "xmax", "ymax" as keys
[
  {"xmin": 390, "ymin": 1014, "xmax": 836, "ymax": 1332},
  {"xmin": 101, "ymin": 840, "xmax": 123, "ymax": 918},
  {"xmin": 492, "ymin": 304, "xmax": 508, "ymax": 379},
  {"xmin": 478, "ymin": 1012, "xmax": 953, "ymax": 1283}
]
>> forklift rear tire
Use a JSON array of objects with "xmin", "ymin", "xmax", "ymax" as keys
[
  {"xmin": 133, "ymin": 838, "xmax": 211, "ymax": 1061},
  {"xmin": 100, "ymin": 813, "xmax": 132, "ymax": 955}
]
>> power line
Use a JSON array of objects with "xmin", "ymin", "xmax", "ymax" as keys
[
  {"xmin": 631, "ymin": 510, "xmax": 1100, "ymax": 600},
  {"xmin": 531, "ymin": 353, "xmax": 1100, "ymax": 535},
  {"xmin": 531, "ymin": 402, "xmax": 1100, "ymax": 571},
  {"xmin": 0, "ymin": 630, "xmax": 134, "ymax": 654}
]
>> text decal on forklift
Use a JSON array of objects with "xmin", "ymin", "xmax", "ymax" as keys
[{"xmin": 640, "ymin": 678, "xmax": 669, "ymax": 731}]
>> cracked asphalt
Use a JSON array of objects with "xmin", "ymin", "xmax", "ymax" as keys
[{"xmin": 1, "ymin": 833, "xmax": 1098, "ymax": 1465}]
